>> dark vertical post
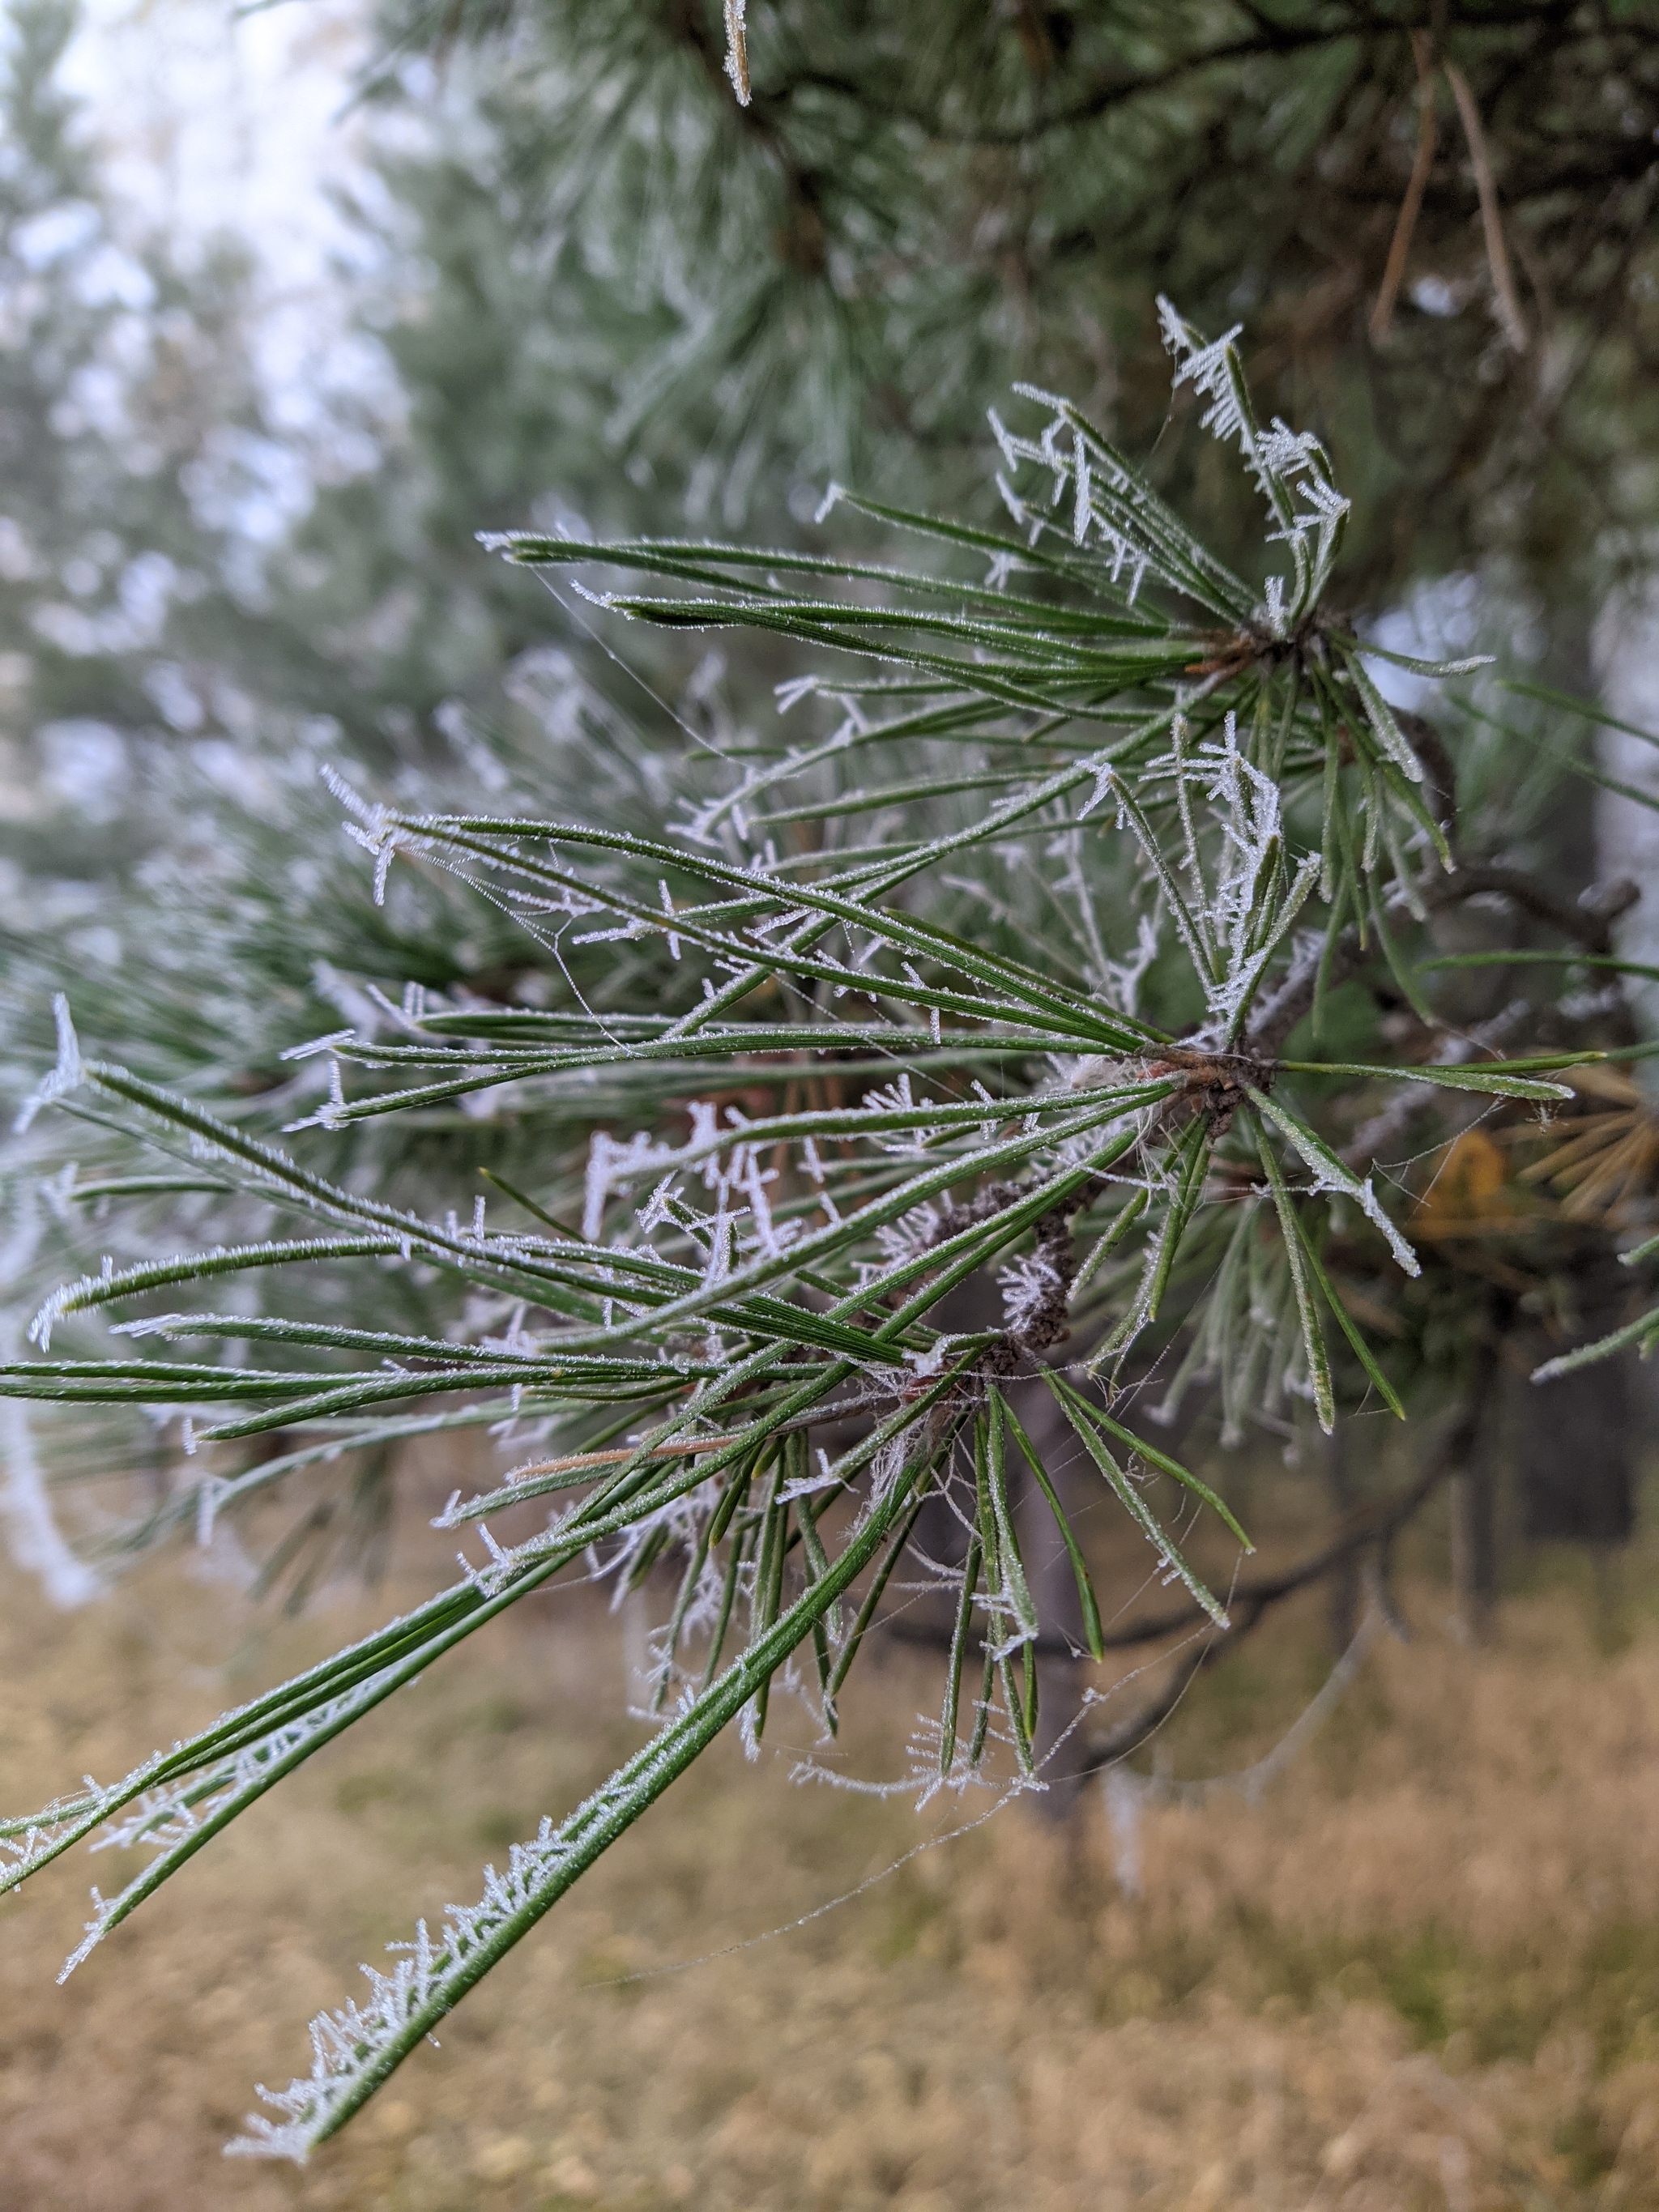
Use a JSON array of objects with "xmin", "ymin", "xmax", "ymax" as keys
[
  {"xmin": 1013, "ymin": 1379, "xmax": 1091, "ymax": 1822},
  {"xmin": 1323, "ymin": 1421, "xmax": 1360, "ymax": 1656},
  {"xmin": 1448, "ymin": 1342, "xmax": 1499, "ymax": 1643}
]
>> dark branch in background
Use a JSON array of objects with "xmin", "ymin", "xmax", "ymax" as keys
[
  {"xmin": 880, "ymin": 1391, "xmax": 1462, "ymax": 1673},
  {"xmin": 1247, "ymin": 699, "xmax": 1642, "ymax": 1063},
  {"xmin": 1070, "ymin": 1387, "xmax": 1485, "ymax": 1777},
  {"xmin": 785, "ymin": 24, "xmax": 1348, "ymax": 148},
  {"xmin": 1424, "ymin": 866, "xmax": 1640, "ymax": 957},
  {"xmin": 779, "ymin": 5, "xmax": 1595, "ymax": 151}
]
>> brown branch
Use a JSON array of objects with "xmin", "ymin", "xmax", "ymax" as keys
[
  {"xmin": 1243, "ymin": 696, "xmax": 1632, "ymax": 1059},
  {"xmin": 781, "ymin": 22, "xmax": 1370, "ymax": 149},
  {"xmin": 1246, "ymin": 927, "xmax": 1364, "ymax": 1059},
  {"xmin": 775, "ymin": 6, "xmax": 1586, "ymax": 151}
]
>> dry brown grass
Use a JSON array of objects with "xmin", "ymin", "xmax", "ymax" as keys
[{"xmin": 2, "ymin": 1493, "xmax": 1658, "ymax": 2212}]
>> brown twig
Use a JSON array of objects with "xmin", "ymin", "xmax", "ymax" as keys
[
  {"xmin": 1370, "ymin": 30, "xmax": 1439, "ymax": 347},
  {"xmin": 1444, "ymin": 58, "xmax": 1528, "ymax": 352}
]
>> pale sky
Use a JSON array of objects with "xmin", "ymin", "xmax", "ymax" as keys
[{"xmin": 60, "ymin": 0, "xmax": 390, "ymax": 448}]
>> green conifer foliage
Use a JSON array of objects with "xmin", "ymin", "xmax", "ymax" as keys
[{"xmin": 1, "ymin": 320, "xmax": 1653, "ymax": 2154}]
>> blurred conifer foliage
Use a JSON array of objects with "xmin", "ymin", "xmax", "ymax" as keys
[
  {"xmin": 0, "ymin": 0, "xmax": 684, "ymax": 1089},
  {"xmin": 0, "ymin": 0, "xmax": 267, "ymax": 859},
  {"xmin": 0, "ymin": 0, "xmax": 718, "ymax": 1563},
  {"xmin": 349, "ymin": 0, "xmax": 1659, "ymax": 598}
]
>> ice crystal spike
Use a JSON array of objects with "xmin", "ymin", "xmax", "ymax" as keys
[{"xmin": 14, "ymin": 995, "xmax": 83, "ymax": 1133}]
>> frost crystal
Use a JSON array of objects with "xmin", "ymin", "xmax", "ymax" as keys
[
  {"xmin": 13, "ymin": 995, "xmax": 83, "ymax": 1133},
  {"xmin": 226, "ymin": 1780, "xmax": 641, "ymax": 2163}
]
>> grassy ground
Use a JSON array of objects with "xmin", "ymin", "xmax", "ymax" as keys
[{"xmin": 2, "ymin": 1477, "xmax": 1658, "ymax": 2212}]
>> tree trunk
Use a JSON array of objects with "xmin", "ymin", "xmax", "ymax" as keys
[
  {"xmin": 1448, "ymin": 1346, "xmax": 1500, "ymax": 1644},
  {"xmin": 1449, "ymin": 1459, "xmax": 1498, "ymax": 1644},
  {"xmin": 1519, "ymin": 1268, "xmax": 1636, "ymax": 1548},
  {"xmin": 1323, "ymin": 1421, "xmax": 1361, "ymax": 1656},
  {"xmin": 1013, "ymin": 1377, "xmax": 1092, "ymax": 1821}
]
